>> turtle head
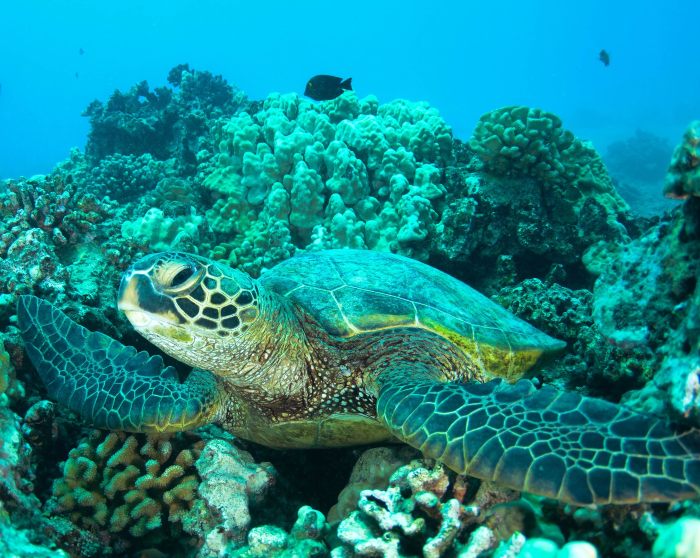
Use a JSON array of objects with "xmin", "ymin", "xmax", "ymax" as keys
[{"xmin": 118, "ymin": 252, "xmax": 262, "ymax": 375}]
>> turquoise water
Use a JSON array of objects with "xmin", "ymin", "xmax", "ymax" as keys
[{"xmin": 1, "ymin": 0, "xmax": 697, "ymax": 178}]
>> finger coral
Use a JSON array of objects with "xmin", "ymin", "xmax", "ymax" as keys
[
  {"xmin": 49, "ymin": 430, "xmax": 204, "ymax": 542},
  {"xmin": 121, "ymin": 207, "xmax": 207, "ymax": 252}
]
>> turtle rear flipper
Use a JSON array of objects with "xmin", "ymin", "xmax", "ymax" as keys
[
  {"xmin": 378, "ymin": 377, "xmax": 700, "ymax": 505},
  {"xmin": 18, "ymin": 296, "xmax": 222, "ymax": 433}
]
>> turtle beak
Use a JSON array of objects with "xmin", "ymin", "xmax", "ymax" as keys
[
  {"xmin": 117, "ymin": 270, "xmax": 138, "ymax": 311},
  {"xmin": 118, "ymin": 270, "xmax": 182, "ymax": 327},
  {"xmin": 118, "ymin": 271, "xmax": 152, "ymax": 327}
]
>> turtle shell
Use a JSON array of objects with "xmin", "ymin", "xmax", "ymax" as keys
[{"xmin": 260, "ymin": 250, "xmax": 565, "ymax": 380}]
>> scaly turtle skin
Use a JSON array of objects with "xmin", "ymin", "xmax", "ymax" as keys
[{"xmin": 18, "ymin": 250, "xmax": 700, "ymax": 506}]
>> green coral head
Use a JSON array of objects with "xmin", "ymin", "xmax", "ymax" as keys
[{"xmin": 118, "ymin": 252, "xmax": 261, "ymax": 373}]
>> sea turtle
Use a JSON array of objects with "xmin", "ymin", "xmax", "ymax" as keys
[{"xmin": 18, "ymin": 249, "xmax": 700, "ymax": 505}]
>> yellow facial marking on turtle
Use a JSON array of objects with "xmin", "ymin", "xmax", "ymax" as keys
[{"xmin": 151, "ymin": 324, "xmax": 193, "ymax": 344}]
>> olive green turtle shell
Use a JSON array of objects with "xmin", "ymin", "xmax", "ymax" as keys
[{"xmin": 260, "ymin": 250, "xmax": 565, "ymax": 380}]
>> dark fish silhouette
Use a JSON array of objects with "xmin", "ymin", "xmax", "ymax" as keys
[
  {"xmin": 599, "ymin": 49, "xmax": 610, "ymax": 66},
  {"xmin": 79, "ymin": 47, "xmax": 85, "ymax": 55},
  {"xmin": 304, "ymin": 74, "xmax": 352, "ymax": 101}
]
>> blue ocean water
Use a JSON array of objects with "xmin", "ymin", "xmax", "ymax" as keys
[{"xmin": 0, "ymin": 0, "xmax": 697, "ymax": 180}]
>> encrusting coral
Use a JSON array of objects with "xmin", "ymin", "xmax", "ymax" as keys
[
  {"xmin": 192, "ymin": 437, "xmax": 277, "ymax": 554},
  {"xmin": 0, "ymin": 174, "xmax": 115, "ymax": 256},
  {"xmin": 586, "ymin": 202, "xmax": 700, "ymax": 419},
  {"xmin": 495, "ymin": 278, "xmax": 656, "ymax": 396}
]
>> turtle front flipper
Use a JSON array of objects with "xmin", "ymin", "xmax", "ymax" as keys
[
  {"xmin": 377, "ymin": 377, "xmax": 700, "ymax": 505},
  {"xmin": 17, "ymin": 295, "xmax": 223, "ymax": 433}
]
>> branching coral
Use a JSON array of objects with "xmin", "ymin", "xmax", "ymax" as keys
[
  {"xmin": 335, "ymin": 460, "xmax": 480, "ymax": 558},
  {"xmin": 328, "ymin": 446, "xmax": 420, "ymax": 523},
  {"xmin": 47, "ymin": 432, "xmax": 278, "ymax": 556},
  {"xmin": 217, "ymin": 506, "xmax": 329, "ymax": 558}
]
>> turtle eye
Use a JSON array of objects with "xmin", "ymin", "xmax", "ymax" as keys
[
  {"xmin": 172, "ymin": 266, "xmax": 194, "ymax": 286},
  {"xmin": 155, "ymin": 260, "xmax": 203, "ymax": 294}
]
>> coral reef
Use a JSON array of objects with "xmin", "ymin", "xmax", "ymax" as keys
[
  {"xmin": 495, "ymin": 278, "xmax": 655, "ymax": 395},
  {"xmin": 219, "ymin": 506, "xmax": 328, "ymax": 557},
  {"xmin": 0, "ymin": 521, "xmax": 70, "ymax": 558},
  {"xmin": 202, "ymin": 91, "xmax": 453, "ymax": 273},
  {"xmin": 0, "ymin": 174, "xmax": 116, "ymax": 256},
  {"xmin": 652, "ymin": 517, "xmax": 700, "ymax": 558},
  {"xmin": 0, "ymin": 169, "xmax": 127, "ymax": 333},
  {"xmin": 121, "ymin": 207, "xmax": 208, "ymax": 253},
  {"xmin": 328, "ymin": 457, "xmax": 619, "ymax": 557},
  {"xmin": 2, "ymin": 63, "xmax": 700, "ymax": 558},
  {"xmin": 432, "ymin": 171, "xmax": 627, "ymax": 292},
  {"xmin": 428, "ymin": 108, "xmax": 632, "ymax": 291},
  {"xmin": 469, "ymin": 105, "xmax": 627, "ymax": 216},
  {"xmin": 588, "ymin": 198, "xmax": 700, "ymax": 420},
  {"xmin": 0, "ymin": 404, "xmax": 37, "ymax": 519},
  {"xmin": 334, "ymin": 459, "xmax": 491, "ymax": 557},
  {"xmin": 192, "ymin": 437, "xmax": 277, "ymax": 554},
  {"xmin": 83, "ymin": 65, "xmax": 247, "ymax": 173},
  {"xmin": 328, "ymin": 446, "xmax": 420, "ymax": 523},
  {"xmin": 45, "ymin": 430, "xmax": 277, "ymax": 556},
  {"xmin": 664, "ymin": 120, "xmax": 700, "ymax": 199}
]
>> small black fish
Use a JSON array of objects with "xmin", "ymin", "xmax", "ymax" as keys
[
  {"xmin": 599, "ymin": 49, "xmax": 610, "ymax": 66},
  {"xmin": 304, "ymin": 74, "xmax": 352, "ymax": 101}
]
